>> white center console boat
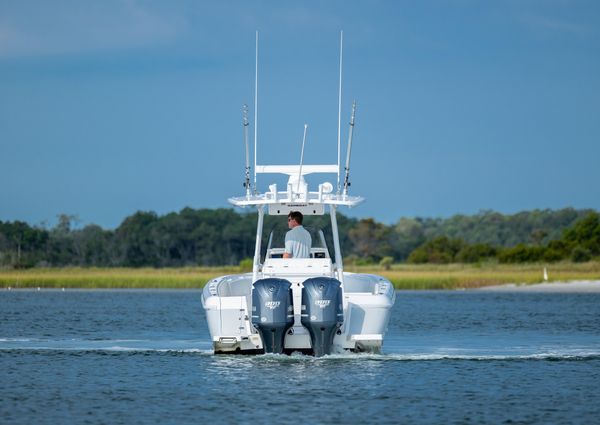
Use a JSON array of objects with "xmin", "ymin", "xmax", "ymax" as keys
[{"xmin": 201, "ymin": 32, "xmax": 395, "ymax": 356}]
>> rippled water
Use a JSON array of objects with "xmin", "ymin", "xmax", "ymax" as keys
[{"xmin": 2, "ymin": 289, "xmax": 600, "ymax": 424}]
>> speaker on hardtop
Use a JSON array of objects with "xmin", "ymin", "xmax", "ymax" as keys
[
  {"xmin": 301, "ymin": 277, "xmax": 344, "ymax": 356},
  {"xmin": 251, "ymin": 278, "xmax": 294, "ymax": 354}
]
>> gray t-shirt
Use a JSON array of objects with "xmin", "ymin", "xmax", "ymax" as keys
[{"xmin": 284, "ymin": 225, "xmax": 312, "ymax": 258}]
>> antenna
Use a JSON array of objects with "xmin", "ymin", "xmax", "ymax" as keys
[
  {"xmin": 254, "ymin": 30, "xmax": 259, "ymax": 193},
  {"xmin": 242, "ymin": 104, "xmax": 251, "ymax": 197},
  {"xmin": 343, "ymin": 101, "xmax": 357, "ymax": 196},
  {"xmin": 297, "ymin": 124, "xmax": 308, "ymax": 192},
  {"xmin": 336, "ymin": 30, "xmax": 343, "ymax": 193}
]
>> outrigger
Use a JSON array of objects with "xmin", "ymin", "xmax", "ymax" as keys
[{"xmin": 201, "ymin": 32, "xmax": 395, "ymax": 355}]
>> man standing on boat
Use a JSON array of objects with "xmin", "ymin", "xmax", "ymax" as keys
[{"xmin": 283, "ymin": 211, "xmax": 311, "ymax": 258}]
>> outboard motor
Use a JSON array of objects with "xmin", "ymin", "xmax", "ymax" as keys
[
  {"xmin": 251, "ymin": 278, "xmax": 294, "ymax": 354},
  {"xmin": 301, "ymin": 277, "xmax": 344, "ymax": 356}
]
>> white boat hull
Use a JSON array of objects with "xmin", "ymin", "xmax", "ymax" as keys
[{"xmin": 202, "ymin": 271, "xmax": 395, "ymax": 354}]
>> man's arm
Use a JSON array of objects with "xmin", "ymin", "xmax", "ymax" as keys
[{"xmin": 284, "ymin": 236, "xmax": 293, "ymax": 258}]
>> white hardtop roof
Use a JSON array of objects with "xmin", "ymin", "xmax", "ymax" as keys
[
  {"xmin": 229, "ymin": 163, "xmax": 363, "ymax": 213},
  {"xmin": 255, "ymin": 164, "xmax": 338, "ymax": 175}
]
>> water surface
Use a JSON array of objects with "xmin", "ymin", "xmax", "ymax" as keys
[{"xmin": 2, "ymin": 289, "xmax": 599, "ymax": 424}]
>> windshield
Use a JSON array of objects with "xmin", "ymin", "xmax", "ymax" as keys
[{"xmin": 262, "ymin": 224, "xmax": 331, "ymax": 260}]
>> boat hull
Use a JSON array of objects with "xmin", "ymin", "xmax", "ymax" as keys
[{"xmin": 201, "ymin": 272, "xmax": 395, "ymax": 355}]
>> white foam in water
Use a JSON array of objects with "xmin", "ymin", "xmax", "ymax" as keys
[
  {"xmin": 381, "ymin": 351, "xmax": 600, "ymax": 361},
  {"xmin": 2, "ymin": 338, "xmax": 599, "ymax": 360},
  {"xmin": 0, "ymin": 338, "xmax": 33, "ymax": 342},
  {"xmin": 232, "ymin": 346, "xmax": 600, "ymax": 362},
  {"xmin": 0, "ymin": 338, "xmax": 213, "ymax": 354}
]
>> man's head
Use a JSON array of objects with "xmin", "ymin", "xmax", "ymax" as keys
[{"xmin": 287, "ymin": 211, "xmax": 303, "ymax": 228}]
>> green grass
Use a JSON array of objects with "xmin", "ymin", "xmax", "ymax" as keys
[
  {"xmin": 346, "ymin": 261, "xmax": 600, "ymax": 289},
  {"xmin": 1, "ymin": 262, "xmax": 599, "ymax": 290},
  {"xmin": 0, "ymin": 267, "xmax": 243, "ymax": 289}
]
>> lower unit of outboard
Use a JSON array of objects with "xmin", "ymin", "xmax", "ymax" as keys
[
  {"xmin": 251, "ymin": 278, "xmax": 294, "ymax": 354},
  {"xmin": 301, "ymin": 277, "xmax": 344, "ymax": 356}
]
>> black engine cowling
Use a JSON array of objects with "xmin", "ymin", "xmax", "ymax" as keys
[
  {"xmin": 301, "ymin": 277, "xmax": 344, "ymax": 356},
  {"xmin": 251, "ymin": 278, "xmax": 294, "ymax": 354}
]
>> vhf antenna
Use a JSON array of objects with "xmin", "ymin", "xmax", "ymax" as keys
[
  {"xmin": 242, "ymin": 104, "xmax": 251, "ymax": 197},
  {"xmin": 343, "ymin": 100, "xmax": 357, "ymax": 196},
  {"xmin": 336, "ymin": 30, "xmax": 343, "ymax": 194},
  {"xmin": 297, "ymin": 124, "xmax": 308, "ymax": 193},
  {"xmin": 253, "ymin": 31, "xmax": 259, "ymax": 193}
]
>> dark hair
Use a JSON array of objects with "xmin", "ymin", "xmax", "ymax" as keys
[{"xmin": 288, "ymin": 211, "xmax": 303, "ymax": 224}]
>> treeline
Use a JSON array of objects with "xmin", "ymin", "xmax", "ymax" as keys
[
  {"xmin": 405, "ymin": 210, "xmax": 600, "ymax": 264},
  {"xmin": 0, "ymin": 208, "xmax": 598, "ymax": 268}
]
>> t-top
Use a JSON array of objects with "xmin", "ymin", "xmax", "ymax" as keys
[{"xmin": 284, "ymin": 225, "xmax": 312, "ymax": 258}]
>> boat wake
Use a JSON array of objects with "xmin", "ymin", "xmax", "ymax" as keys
[
  {"xmin": 2, "ymin": 338, "xmax": 599, "ymax": 361},
  {"xmin": 347, "ymin": 351, "xmax": 600, "ymax": 361},
  {"xmin": 0, "ymin": 338, "xmax": 214, "ymax": 355}
]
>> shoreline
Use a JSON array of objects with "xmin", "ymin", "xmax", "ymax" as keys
[
  {"xmin": 475, "ymin": 280, "xmax": 600, "ymax": 292},
  {"xmin": 4, "ymin": 280, "xmax": 600, "ymax": 293},
  {"xmin": 1, "ymin": 264, "xmax": 600, "ymax": 291}
]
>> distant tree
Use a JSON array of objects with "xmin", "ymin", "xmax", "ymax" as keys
[
  {"xmin": 47, "ymin": 214, "xmax": 79, "ymax": 266},
  {"xmin": 379, "ymin": 256, "xmax": 394, "ymax": 270},
  {"xmin": 72, "ymin": 224, "xmax": 113, "ymax": 266},
  {"xmin": 455, "ymin": 243, "xmax": 497, "ymax": 263},
  {"xmin": 530, "ymin": 229, "xmax": 548, "ymax": 246},
  {"xmin": 497, "ymin": 244, "xmax": 546, "ymax": 263},
  {"xmin": 408, "ymin": 237, "xmax": 465, "ymax": 264},
  {"xmin": 571, "ymin": 246, "xmax": 592, "ymax": 263},
  {"xmin": 55, "ymin": 214, "xmax": 79, "ymax": 234},
  {"xmin": 543, "ymin": 240, "xmax": 569, "ymax": 262},
  {"xmin": 114, "ymin": 211, "xmax": 160, "ymax": 267},
  {"xmin": 0, "ymin": 220, "xmax": 49, "ymax": 267},
  {"xmin": 348, "ymin": 218, "xmax": 393, "ymax": 262},
  {"xmin": 562, "ymin": 212, "xmax": 600, "ymax": 257},
  {"xmin": 391, "ymin": 218, "xmax": 426, "ymax": 261}
]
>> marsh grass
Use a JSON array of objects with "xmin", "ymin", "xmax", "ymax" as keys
[
  {"xmin": 0, "ymin": 267, "xmax": 243, "ymax": 289},
  {"xmin": 1, "ymin": 262, "xmax": 599, "ymax": 290},
  {"xmin": 346, "ymin": 261, "xmax": 600, "ymax": 289}
]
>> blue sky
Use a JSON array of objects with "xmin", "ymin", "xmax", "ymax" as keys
[{"xmin": 1, "ymin": 0, "xmax": 599, "ymax": 228}]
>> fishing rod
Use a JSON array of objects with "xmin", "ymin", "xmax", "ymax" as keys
[
  {"xmin": 242, "ymin": 104, "xmax": 251, "ymax": 197},
  {"xmin": 297, "ymin": 124, "xmax": 308, "ymax": 194},
  {"xmin": 343, "ymin": 100, "xmax": 356, "ymax": 196}
]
